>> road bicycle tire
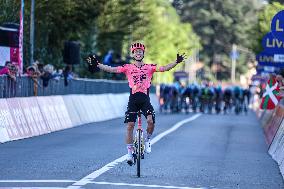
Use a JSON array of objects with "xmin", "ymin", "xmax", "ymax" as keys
[{"xmin": 137, "ymin": 129, "xmax": 141, "ymax": 177}]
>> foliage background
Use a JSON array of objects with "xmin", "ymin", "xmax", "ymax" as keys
[{"xmin": 0, "ymin": 0, "xmax": 283, "ymax": 83}]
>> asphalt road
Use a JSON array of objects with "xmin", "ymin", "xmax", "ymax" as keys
[{"xmin": 0, "ymin": 111, "xmax": 283, "ymax": 189}]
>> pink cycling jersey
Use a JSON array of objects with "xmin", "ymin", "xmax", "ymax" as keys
[{"xmin": 117, "ymin": 63, "xmax": 157, "ymax": 95}]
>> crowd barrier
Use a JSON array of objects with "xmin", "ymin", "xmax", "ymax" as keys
[
  {"xmin": 0, "ymin": 76, "xmax": 156, "ymax": 98},
  {"xmin": 0, "ymin": 93, "xmax": 158, "ymax": 144},
  {"xmin": 259, "ymin": 103, "xmax": 284, "ymax": 179}
]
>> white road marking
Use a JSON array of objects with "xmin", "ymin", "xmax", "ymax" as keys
[
  {"xmin": 0, "ymin": 180, "xmax": 206, "ymax": 189},
  {"xmin": 67, "ymin": 114, "xmax": 202, "ymax": 189},
  {"xmin": 0, "ymin": 188, "xmax": 65, "ymax": 189},
  {"xmin": 90, "ymin": 181, "xmax": 206, "ymax": 189},
  {"xmin": 0, "ymin": 180, "xmax": 75, "ymax": 183}
]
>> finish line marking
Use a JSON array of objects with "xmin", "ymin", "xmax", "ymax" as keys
[
  {"xmin": 0, "ymin": 180, "xmax": 75, "ymax": 183},
  {"xmin": 0, "ymin": 188, "xmax": 65, "ymax": 189},
  {"xmin": 0, "ymin": 181, "xmax": 206, "ymax": 189},
  {"xmin": 90, "ymin": 181, "xmax": 206, "ymax": 189},
  {"xmin": 67, "ymin": 114, "xmax": 202, "ymax": 189}
]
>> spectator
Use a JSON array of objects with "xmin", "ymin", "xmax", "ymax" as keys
[
  {"xmin": 41, "ymin": 64, "xmax": 55, "ymax": 87},
  {"xmin": 0, "ymin": 61, "xmax": 17, "ymax": 97},
  {"xmin": 103, "ymin": 50, "xmax": 113, "ymax": 66},
  {"xmin": 8, "ymin": 63, "xmax": 18, "ymax": 81},
  {"xmin": 37, "ymin": 63, "xmax": 44, "ymax": 75},
  {"xmin": 53, "ymin": 69, "xmax": 63, "ymax": 81},
  {"xmin": 0, "ymin": 61, "xmax": 10, "ymax": 76},
  {"xmin": 26, "ymin": 64, "xmax": 40, "ymax": 77},
  {"xmin": 26, "ymin": 64, "xmax": 41, "ymax": 96},
  {"xmin": 63, "ymin": 65, "xmax": 73, "ymax": 86},
  {"xmin": 0, "ymin": 61, "xmax": 17, "ymax": 81}
]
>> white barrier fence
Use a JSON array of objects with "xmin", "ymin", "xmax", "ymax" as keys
[
  {"xmin": 0, "ymin": 93, "xmax": 159, "ymax": 143},
  {"xmin": 259, "ymin": 105, "xmax": 284, "ymax": 180}
]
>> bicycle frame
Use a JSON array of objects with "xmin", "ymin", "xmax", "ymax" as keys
[{"xmin": 137, "ymin": 111, "xmax": 142, "ymax": 130}]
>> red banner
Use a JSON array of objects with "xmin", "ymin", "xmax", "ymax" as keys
[{"xmin": 18, "ymin": 2, "xmax": 24, "ymax": 73}]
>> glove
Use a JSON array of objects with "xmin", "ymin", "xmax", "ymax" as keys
[
  {"xmin": 176, "ymin": 53, "xmax": 186, "ymax": 64},
  {"xmin": 85, "ymin": 54, "xmax": 100, "ymax": 67}
]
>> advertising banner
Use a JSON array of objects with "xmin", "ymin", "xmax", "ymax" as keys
[
  {"xmin": 6, "ymin": 98, "xmax": 32, "ymax": 139},
  {"xmin": 271, "ymin": 10, "xmax": 284, "ymax": 42},
  {"xmin": 256, "ymin": 51, "xmax": 284, "ymax": 67},
  {"xmin": 51, "ymin": 96, "xmax": 72, "ymax": 129},
  {"xmin": 0, "ymin": 99, "xmax": 17, "ymax": 142},
  {"xmin": 19, "ymin": 97, "xmax": 49, "ymax": 135},
  {"xmin": 36, "ymin": 96, "xmax": 61, "ymax": 131}
]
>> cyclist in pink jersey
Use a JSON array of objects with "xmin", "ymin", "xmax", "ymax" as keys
[{"xmin": 87, "ymin": 42, "xmax": 186, "ymax": 165}]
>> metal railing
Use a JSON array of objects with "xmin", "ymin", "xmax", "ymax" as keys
[{"xmin": 0, "ymin": 76, "xmax": 155, "ymax": 98}]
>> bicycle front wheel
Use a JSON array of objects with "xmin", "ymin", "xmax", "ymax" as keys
[{"xmin": 137, "ymin": 129, "xmax": 141, "ymax": 177}]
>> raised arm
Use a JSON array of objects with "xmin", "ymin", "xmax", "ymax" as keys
[
  {"xmin": 156, "ymin": 53, "xmax": 186, "ymax": 72},
  {"xmin": 86, "ymin": 55, "xmax": 119, "ymax": 73},
  {"xmin": 157, "ymin": 61, "xmax": 178, "ymax": 72},
  {"xmin": 97, "ymin": 63, "xmax": 119, "ymax": 73}
]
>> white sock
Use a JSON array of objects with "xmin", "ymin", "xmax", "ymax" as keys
[{"xmin": 127, "ymin": 144, "xmax": 133, "ymax": 155}]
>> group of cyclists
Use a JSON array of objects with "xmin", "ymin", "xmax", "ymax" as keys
[{"xmin": 158, "ymin": 81, "xmax": 251, "ymax": 115}]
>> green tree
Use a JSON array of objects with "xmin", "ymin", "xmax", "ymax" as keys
[
  {"xmin": 0, "ymin": 0, "xmax": 200, "ymax": 83},
  {"xmin": 25, "ymin": 0, "xmax": 101, "ymax": 67},
  {"xmin": 251, "ymin": 2, "xmax": 284, "ymax": 53},
  {"xmin": 172, "ymin": 0, "xmax": 261, "ymax": 80},
  {"xmin": 95, "ymin": 0, "xmax": 144, "ymax": 55},
  {"xmin": 268, "ymin": 0, "xmax": 284, "ymax": 4},
  {"xmin": 0, "ymin": 0, "xmax": 20, "ymax": 24},
  {"xmin": 125, "ymin": 0, "xmax": 201, "ymax": 83}
]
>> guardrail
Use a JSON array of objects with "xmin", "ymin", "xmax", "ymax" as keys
[
  {"xmin": 0, "ymin": 93, "xmax": 159, "ymax": 143},
  {"xmin": 0, "ymin": 76, "xmax": 156, "ymax": 98},
  {"xmin": 258, "ymin": 102, "xmax": 284, "ymax": 179}
]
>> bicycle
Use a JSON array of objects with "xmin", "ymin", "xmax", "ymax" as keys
[{"xmin": 131, "ymin": 110, "xmax": 145, "ymax": 177}]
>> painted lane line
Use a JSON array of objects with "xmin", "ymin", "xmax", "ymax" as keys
[
  {"xmin": 151, "ymin": 114, "xmax": 201, "ymax": 145},
  {"xmin": 0, "ymin": 188, "xmax": 66, "ymax": 189},
  {"xmin": 0, "ymin": 188, "xmax": 65, "ymax": 189},
  {"xmin": 0, "ymin": 180, "xmax": 76, "ymax": 183},
  {"xmin": 91, "ymin": 181, "xmax": 206, "ymax": 189},
  {"xmin": 67, "ymin": 113, "xmax": 201, "ymax": 189}
]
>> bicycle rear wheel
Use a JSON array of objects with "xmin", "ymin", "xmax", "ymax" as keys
[{"xmin": 137, "ymin": 129, "xmax": 141, "ymax": 177}]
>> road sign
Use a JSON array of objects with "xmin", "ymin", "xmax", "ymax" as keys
[
  {"xmin": 274, "ymin": 54, "xmax": 284, "ymax": 62},
  {"xmin": 230, "ymin": 50, "xmax": 239, "ymax": 60},
  {"xmin": 271, "ymin": 10, "xmax": 284, "ymax": 42},
  {"xmin": 261, "ymin": 32, "xmax": 284, "ymax": 54},
  {"xmin": 256, "ymin": 51, "xmax": 284, "ymax": 68},
  {"xmin": 256, "ymin": 65, "xmax": 280, "ymax": 74}
]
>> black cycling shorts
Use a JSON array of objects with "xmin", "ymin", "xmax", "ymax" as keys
[{"xmin": 124, "ymin": 92, "xmax": 155, "ymax": 124}]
